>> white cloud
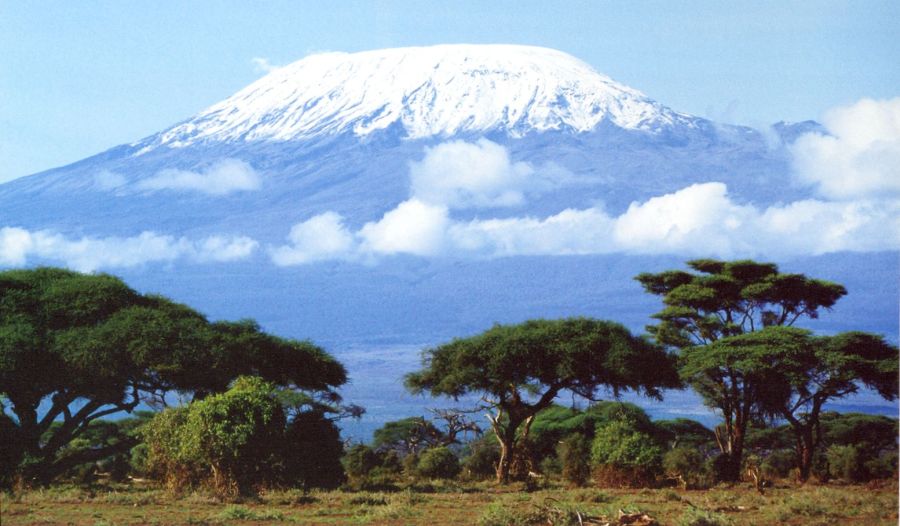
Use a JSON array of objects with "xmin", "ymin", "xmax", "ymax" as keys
[
  {"xmin": 0, "ymin": 227, "xmax": 33, "ymax": 266},
  {"xmin": 758, "ymin": 199, "xmax": 900, "ymax": 255},
  {"xmin": 269, "ymin": 212, "xmax": 356, "ymax": 265},
  {"xmin": 251, "ymin": 57, "xmax": 281, "ymax": 74},
  {"xmin": 137, "ymin": 159, "xmax": 261, "ymax": 196},
  {"xmin": 613, "ymin": 183, "xmax": 755, "ymax": 256},
  {"xmin": 450, "ymin": 208, "xmax": 615, "ymax": 257},
  {"xmin": 358, "ymin": 199, "xmax": 450, "ymax": 256},
  {"xmin": 266, "ymin": 118, "xmax": 900, "ymax": 266},
  {"xmin": 0, "ymin": 228, "xmax": 258, "ymax": 272},
  {"xmin": 409, "ymin": 138, "xmax": 537, "ymax": 208},
  {"xmin": 791, "ymin": 97, "xmax": 900, "ymax": 199},
  {"xmin": 269, "ymin": 182, "xmax": 900, "ymax": 265},
  {"xmin": 193, "ymin": 236, "xmax": 259, "ymax": 262},
  {"xmin": 359, "ymin": 199, "xmax": 450, "ymax": 256}
]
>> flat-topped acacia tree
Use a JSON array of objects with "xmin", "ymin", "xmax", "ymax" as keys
[
  {"xmin": 635, "ymin": 259, "xmax": 851, "ymax": 481},
  {"xmin": 693, "ymin": 327, "xmax": 897, "ymax": 482},
  {"xmin": 0, "ymin": 267, "xmax": 347, "ymax": 485},
  {"xmin": 405, "ymin": 318, "xmax": 681, "ymax": 484}
]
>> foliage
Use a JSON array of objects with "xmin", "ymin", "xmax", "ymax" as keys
[
  {"xmin": 591, "ymin": 420, "xmax": 663, "ymax": 487},
  {"xmin": 663, "ymin": 447, "xmax": 710, "ymax": 489},
  {"xmin": 758, "ymin": 449, "xmax": 797, "ymax": 479},
  {"xmin": 819, "ymin": 412, "xmax": 899, "ymax": 460},
  {"xmin": 461, "ymin": 436, "xmax": 500, "ymax": 479},
  {"xmin": 282, "ymin": 410, "xmax": 345, "ymax": 489},
  {"xmin": 343, "ymin": 444, "xmax": 380, "ymax": 480},
  {"xmin": 0, "ymin": 267, "xmax": 347, "ymax": 486},
  {"xmin": 416, "ymin": 447, "xmax": 461, "ymax": 479},
  {"xmin": 654, "ymin": 418, "xmax": 717, "ymax": 453},
  {"xmin": 372, "ymin": 417, "xmax": 443, "ymax": 455},
  {"xmin": 558, "ymin": 433, "xmax": 591, "ymax": 487},
  {"xmin": 689, "ymin": 326, "xmax": 898, "ymax": 481},
  {"xmin": 825, "ymin": 445, "xmax": 864, "ymax": 482},
  {"xmin": 143, "ymin": 377, "xmax": 287, "ymax": 496},
  {"xmin": 636, "ymin": 259, "xmax": 875, "ymax": 482},
  {"xmin": 406, "ymin": 318, "xmax": 680, "ymax": 483}
]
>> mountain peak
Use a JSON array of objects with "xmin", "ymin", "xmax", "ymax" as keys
[{"xmin": 138, "ymin": 44, "xmax": 696, "ymax": 151}]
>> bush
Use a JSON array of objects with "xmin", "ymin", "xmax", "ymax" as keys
[
  {"xmin": 591, "ymin": 420, "xmax": 662, "ymax": 487},
  {"xmin": 759, "ymin": 449, "xmax": 795, "ymax": 480},
  {"xmin": 461, "ymin": 438, "xmax": 499, "ymax": 479},
  {"xmin": 143, "ymin": 406, "xmax": 196, "ymax": 490},
  {"xmin": 705, "ymin": 454, "xmax": 733, "ymax": 483},
  {"xmin": 663, "ymin": 447, "xmax": 709, "ymax": 489},
  {"xmin": 558, "ymin": 434, "xmax": 591, "ymax": 486},
  {"xmin": 283, "ymin": 411, "xmax": 345, "ymax": 489},
  {"xmin": 864, "ymin": 450, "xmax": 898, "ymax": 480},
  {"xmin": 143, "ymin": 376, "xmax": 288, "ymax": 496},
  {"xmin": 416, "ymin": 447, "xmax": 460, "ymax": 479},
  {"xmin": 343, "ymin": 444, "xmax": 380, "ymax": 480},
  {"xmin": 826, "ymin": 444, "xmax": 864, "ymax": 482}
]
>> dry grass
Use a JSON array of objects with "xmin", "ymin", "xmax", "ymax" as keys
[{"xmin": 1, "ymin": 479, "xmax": 896, "ymax": 525}]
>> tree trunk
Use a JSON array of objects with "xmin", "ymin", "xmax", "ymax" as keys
[
  {"xmin": 795, "ymin": 427, "xmax": 815, "ymax": 482},
  {"xmin": 720, "ymin": 418, "xmax": 746, "ymax": 482},
  {"xmin": 494, "ymin": 422, "xmax": 520, "ymax": 484}
]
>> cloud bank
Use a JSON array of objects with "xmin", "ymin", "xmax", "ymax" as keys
[
  {"xmin": 137, "ymin": 159, "xmax": 261, "ymax": 196},
  {"xmin": 0, "ymin": 227, "xmax": 257, "ymax": 272},
  {"xmin": 270, "ymin": 132, "xmax": 900, "ymax": 265},
  {"xmin": 791, "ymin": 97, "xmax": 900, "ymax": 199}
]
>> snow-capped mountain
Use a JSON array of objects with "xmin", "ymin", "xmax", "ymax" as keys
[
  {"xmin": 137, "ymin": 45, "xmax": 698, "ymax": 152},
  {"xmin": 0, "ymin": 45, "xmax": 799, "ymax": 237}
]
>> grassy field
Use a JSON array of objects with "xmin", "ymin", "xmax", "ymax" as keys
[{"xmin": 2, "ymin": 479, "xmax": 897, "ymax": 526}]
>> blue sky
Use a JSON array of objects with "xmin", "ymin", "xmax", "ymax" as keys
[{"xmin": 1, "ymin": 1, "xmax": 898, "ymax": 183}]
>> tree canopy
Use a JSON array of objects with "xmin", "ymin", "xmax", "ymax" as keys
[
  {"xmin": 405, "ymin": 318, "xmax": 680, "ymax": 483},
  {"xmin": 690, "ymin": 327, "xmax": 898, "ymax": 480},
  {"xmin": 638, "ymin": 259, "xmax": 893, "ymax": 482},
  {"xmin": 635, "ymin": 259, "xmax": 846, "ymax": 348},
  {"xmin": 0, "ymin": 267, "xmax": 347, "ymax": 485}
]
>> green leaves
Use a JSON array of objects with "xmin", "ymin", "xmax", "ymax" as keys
[
  {"xmin": 406, "ymin": 318, "xmax": 680, "ymax": 402},
  {"xmin": 0, "ymin": 267, "xmax": 348, "ymax": 486},
  {"xmin": 637, "ymin": 259, "xmax": 849, "ymax": 348}
]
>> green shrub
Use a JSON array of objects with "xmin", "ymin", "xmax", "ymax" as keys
[
  {"xmin": 343, "ymin": 444, "xmax": 379, "ymax": 479},
  {"xmin": 826, "ymin": 444, "xmax": 864, "ymax": 482},
  {"xmin": 283, "ymin": 411, "xmax": 345, "ymax": 489},
  {"xmin": 416, "ymin": 447, "xmax": 460, "ymax": 479},
  {"xmin": 558, "ymin": 434, "xmax": 591, "ymax": 486},
  {"xmin": 143, "ymin": 376, "xmax": 287, "ymax": 496},
  {"xmin": 402, "ymin": 451, "xmax": 420, "ymax": 476},
  {"xmin": 759, "ymin": 449, "xmax": 795, "ymax": 479},
  {"xmin": 705, "ymin": 454, "xmax": 733, "ymax": 483},
  {"xmin": 591, "ymin": 420, "xmax": 662, "ymax": 486},
  {"xmin": 864, "ymin": 450, "xmax": 898, "ymax": 480},
  {"xmin": 663, "ymin": 447, "xmax": 708, "ymax": 489},
  {"xmin": 462, "ymin": 438, "xmax": 499, "ymax": 479}
]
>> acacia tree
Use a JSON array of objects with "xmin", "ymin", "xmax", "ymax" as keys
[
  {"xmin": 636, "ymin": 259, "xmax": 848, "ymax": 481},
  {"xmin": 0, "ymin": 267, "xmax": 347, "ymax": 485},
  {"xmin": 712, "ymin": 327, "xmax": 898, "ymax": 481},
  {"xmin": 373, "ymin": 410, "xmax": 480, "ymax": 456},
  {"xmin": 405, "ymin": 318, "xmax": 680, "ymax": 483}
]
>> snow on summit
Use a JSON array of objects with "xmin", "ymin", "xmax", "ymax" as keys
[{"xmin": 144, "ymin": 45, "xmax": 697, "ymax": 149}]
